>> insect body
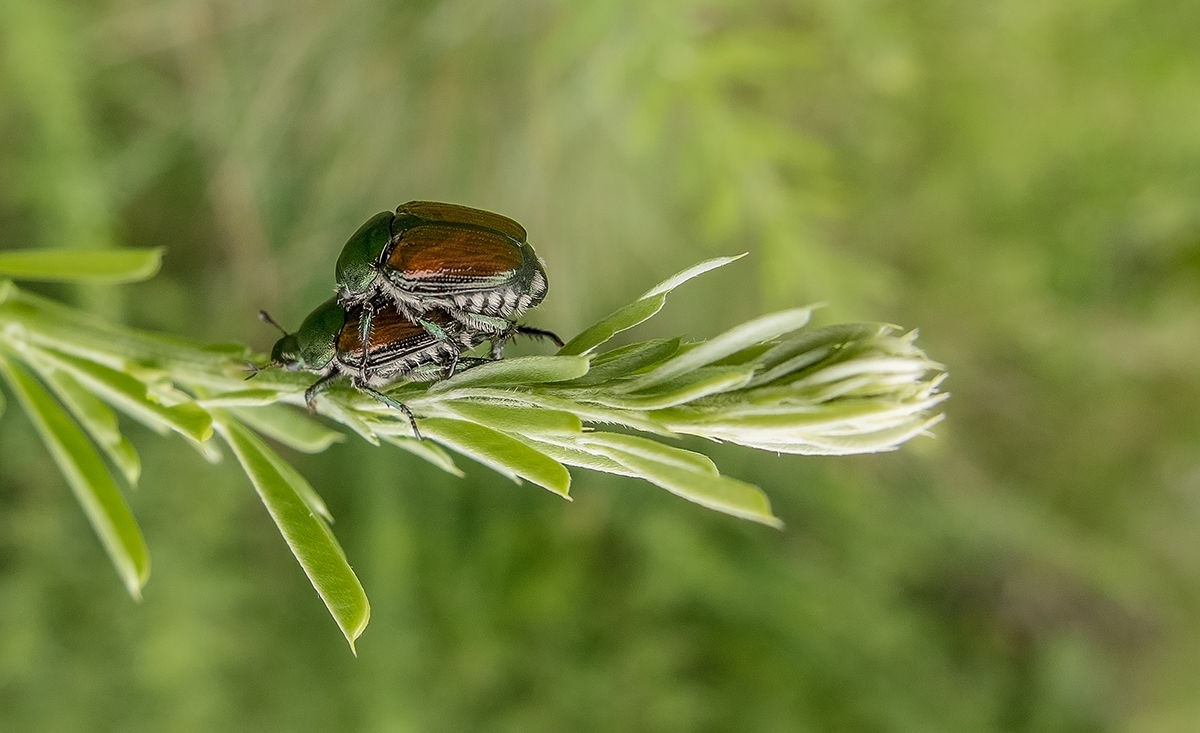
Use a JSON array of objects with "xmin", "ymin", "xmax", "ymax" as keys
[
  {"xmin": 265, "ymin": 296, "xmax": 485, "ymax": 438},
  {"xmin": 334, "ymin": 201, "xmax": 555, "ymax": 356}
]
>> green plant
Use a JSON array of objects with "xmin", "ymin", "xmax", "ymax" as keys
[{"xmin": 0, "ymin": 249, "xmax": 946, "ymax": 652}]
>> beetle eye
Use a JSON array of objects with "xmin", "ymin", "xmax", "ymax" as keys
[{"xmin": 276, "ymin": 351, "xmax": 301, "ymax": 370}]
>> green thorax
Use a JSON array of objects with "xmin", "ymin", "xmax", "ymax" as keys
[
  {"xmin": 335, "ymin": 211, "xmax": 394, "ymax": 299},
  {"xmin": 293, "ymin": 298, "xmax": 346, "ymax": 371}
]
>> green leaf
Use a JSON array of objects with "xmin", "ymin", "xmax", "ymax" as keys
[
  {"xmin": 580, "ymin": 432, "xmax": 720, "ymax": 476},
  {"xmin": 640, "ymin": 254, "xmax": 747, "ymax": 298},
  {"xmin": 230, "ymin": 404, "xmax": 344, "ymax": 453},
  {"xmin": 258, "ymin": 440, "xmax": 334, "ymax": 523},
  {"xmin": 579, "ymin": 367, "xmax": 755, "ymax": 410},
  {"xmin": 429, "ymin": 355, "xmax": 590, "ymax": 392},
  {"xmin": 559, "ymin": 254, "xmax": 745, "ymax": 356},
  {"xmin": 214, "ymin": 416, "xmax": 369, "ymax": 653},
  {"xmin": 380, "ymin": 435, "xmax": 464, "ymax": 477},
  {"xmin": 620, "ymin": 307, "xmax": 814, "ymax": 392},
  {"xmin": 745, "ymin": 345, "xmax": 836, "ymax": 388},
  {"xmin": 39, "ymin": 367, "xmax": 141, "ymax": 486},
  {"xmin": 754, "ymin": 324, "xmax": 879, "ymax": 371},
  {"xmin": 0, "ymin": 248, "xmax": 163, "ymax": 283},
  {"xmin": 444, "ymin": 402, "xmax": 583, "ymax": 434},
  {"xmin": 744, "ymin": 325, "xmax": 901, "ymax": 389},
  {"xmin": 518, "ymin": 435, "xmax": 639, "ymax": 477},
  {"xmin": 0, "ymin": 353, "xmax": 150, "ymax": 597},
  {"xmin": 658, "ymin": 395, "xmax": 948, "ymax": 455},
  {"xmin": 722, "ymin": 414, "xmax": 945, "ymax": 456},
  {"xmin": 786, "ymin": 355, "xmax": 938, "ymax": 390},
  {"xmin": 28, "ymin": 345, "xmax": 212, "ymax": 442},
  {"xmin": 198, "ymin": 389, "xmax": 283, "ymax": 407},
  {"xmin": 566, "ymin": 338, "xmax": 681, "ymax": 385},
  {"xmin": 557, "ymin": 295, "xmax": 667, "ymax": 357},
  {"xmin": 581, "ymin": 433, "xmax": 781, "ymax": 527},
  {"xmin": 457, "ymin": 390, "xmax": 677, "ymax": 437},
  {"xmin": 419, "ymin": 417, "xmax": 571, "ymax": 497},
  {"xmin": 320, "ymin": 401, "xmax": 380, "ymax": 445}
]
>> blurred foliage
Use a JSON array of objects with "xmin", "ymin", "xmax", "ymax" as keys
[{"xmin": 0, "ymin": 0, "xmax": 1198, "ymax": 731}]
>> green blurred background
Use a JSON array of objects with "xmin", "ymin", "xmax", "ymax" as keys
[{"xmin": 2, "ymin": 0, "xmax": 1199, "ymax": 730}]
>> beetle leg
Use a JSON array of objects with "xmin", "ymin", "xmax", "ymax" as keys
[
  {"xmin": 445, "ymin": 349, "xmax": 461, "ymax": 378},
  {"xmin": 514, "ymin": 325, "xmax": 564, "ymax": 348},
  {"xmin": 358, "ymin": 300, "xmax": 376, "ymax": 382},
  {"xmin": 304, "ymin": 372, "xmax": 341, "ymax": 413},
  {"xmin": 488, "ymin": 322, "xmax": 564, "ymax": 359},
  {"xmin": 416, "ymin": 316, "xmax": 450, "ymax": 343},
  {"xmin": 352, "ymin": 378, "xmax": 422, "ymax": 440}
]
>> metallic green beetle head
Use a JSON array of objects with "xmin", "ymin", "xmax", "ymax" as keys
[
  {"xmin": 270, "ymin": 333, "xmax": 303, "ymax": 370},
  {"xmin": 265, "ymin": 299, "xmax": 345, "ymax": 374},
  {"xmin": 335, "ymin": 211, "xmax": 395, "ymax": 304}
]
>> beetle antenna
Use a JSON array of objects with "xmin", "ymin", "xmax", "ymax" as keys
[{"xmin": 258, "ymin": 310, "xmax": 289, "ymax": 336}]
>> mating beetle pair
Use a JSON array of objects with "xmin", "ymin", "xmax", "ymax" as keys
[
  {"xmin": 261, "ymin": 297, "xmax": 489, "ymax": 439},
  {"xmin": 336, "ymin": 201, "xmax": 550, "ymax": 358},
  {"xmin": 258, "ymin": 201, "xmax": 560, "ymax": 438}
]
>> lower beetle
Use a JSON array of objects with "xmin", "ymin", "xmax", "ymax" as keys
[
  {"xmin": 334, "ymin": 201, "xmax": 558, "ymax": 354},
  {"xmin": 260, "ymin": 296, "xmax": 486, "ymax": 439}
]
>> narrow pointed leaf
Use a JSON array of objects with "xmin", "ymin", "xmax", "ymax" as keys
[
  {"xmin": 230, "ymin": 405, "xmax": 344, "ymax": 453},
  {"xmin": 198, "ymin": 389, "xmax": 283, "ymax": 407},
  {"xmin": 444, "ymin": 402, "xmax": 583, "ymax": 434},
  {"xmin": 787, "ymin": 356, "xmax": 938, "ymax": 389},
  {"xmin": 580, "ymin": 367, "xmax": 755, "ymax": 410},
  {"xmin": 430, "ymin": 355, "xmax": 590, "ymax": 392},
  {"xmin": 321, "ymin": 401, "xmax": 381, "ymax": 444},
  {"xmin": 620, "ymin": 308, "xmax": 814, "ymax": 392},
  {"xmin": 420, "ymin": 417, "xmax": 571, "ymax": 497},
  {"xmin": 40, "ymin": 367, "xmax": 141, "ymax": 485},
  {"xmin": 753, "ymin": 324, "xmax": 881, "ymax": 372},
  {"xmin": 558, "ymin": 295, "xmax": 667, "ymax": 357},
  {"xmin": 583, "ymin": 433, "xmax": 781, "ymax": 527},
  {"xmin": 0, "ymin": 353, "xmax": 150, "ymax": 597},
  {"xmin": 745, "ymin": 346, "xmax": 836, "ymax": 388},
  {"xmin": 725, "ymin": 414, "xmax": 945, "ymax": 456},
  {"xmin": 258, "ymin": 442, "xmax": 333, "ymax": 522},
  {"xmin": 0, "ymin": 248, "xmax": 164, "ymax": 282},
  {"xmin": 555, "ymin": 255, "xmax": 746, "ymax": 357},
  {"xmin": 519, "ymin": 435, "xmax": 639, "ymax": 477},
  {"xmin": 214, "ymin": 417, "xmax": 369, "ymax": 652},
  {"xmin": 463, "ymin": 390, "xmax": 677, "ymax": 436},
  {"xmin": 612, "ymin": 451, "xmax": 782, "ymax": 527},
  {"xmin": 28, "ymin": 346, "xmax": 212, "ymax": 442},
  {"xmin": 566, "ymin": 338, "xmax": 681, "ymax": 385},
  {"xmin": 641, "ymin": 254, "xmax": 746, "ymax": 298},
  {"xmin": 580, "ymin": 433, "xmax": 720, "ymax": 476}
]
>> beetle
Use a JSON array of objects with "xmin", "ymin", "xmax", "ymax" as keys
[
  {"xmin": 260, "ymin": 296, "xmax": 486, "ymax": 439},
  {"xmin": 334, "ymin": 201, "xmax": 559, "ymax": 359}
]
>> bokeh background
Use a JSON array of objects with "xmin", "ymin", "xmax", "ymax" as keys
[{"xmin": 2, "ymin": 0, "xmax": 1199, "ymax": 730}]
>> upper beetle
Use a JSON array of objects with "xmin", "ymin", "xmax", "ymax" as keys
[
  {"xmin": 262, "ymin": 296, "xmax": 486, "ymax": 439},
  {"xmin": 334, "ymin": 201, "xmax": 551, "ymax": 351}
]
